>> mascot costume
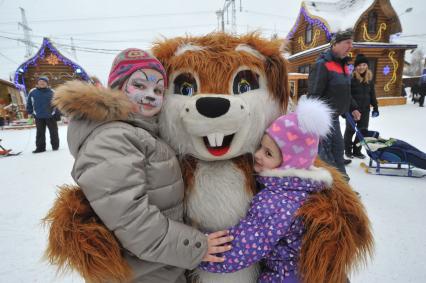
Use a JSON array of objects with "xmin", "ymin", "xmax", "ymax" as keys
[{"xmin": 44, "ymin": 33, "xmax": 373, "ymax": 283}]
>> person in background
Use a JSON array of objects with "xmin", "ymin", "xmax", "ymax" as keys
[
  {"xmin": 26, "ymin": 76, "xmax": 59, "ymax": 153},
  {"xmin": 418, "ymin": 77, "xmax": 426, "ymax": 107},
  {"xmin": 344, "ymin": 54, "xmax": 379, "ymax": 159},
  {"xmin": 307, "ymin": 29, "xmax": 358, "ymax": 180},
  {"xmin": 401, "ymin": 82, "xmax": 407, "ymax": 97}
]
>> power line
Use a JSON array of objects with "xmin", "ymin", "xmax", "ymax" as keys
[
  {"xmin": 53, "ymin": 42, "xmax": 122, "ymax": 52},
  {"xmin": 0, "ymin": 29, "xmax": 153, "ymax": 44},
  {"xmin": 59, "ymin": 24, "xmax": 216, "ymax": 36},
  {"xmin": 243, "ymin": 9, "xmax": 296, "ymax": 21},
  {"xmin": 0, "ymin": 23, "xmax": 216, "ymax": 38},
  {"xmin": 0, "ymin": 34, "xmax": 39, "ymax": 48},
  {"xmin": 0, "ymin": 51, "xmax": 18, "ymax": 64},
  {"xmin": 235, "ymin": 24, "xmax": 289, "ymax": 34},
  {"xmin": 0, "ymin": 34, "xmax": 118, "ymax": 55},
  {"xmin": 0, "ymin": 11, "xmax": 215, "ymax": 25}
]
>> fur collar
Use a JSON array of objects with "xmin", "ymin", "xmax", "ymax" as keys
[
  {"xmin": 259, "ymin": 166, "xmax": 333, "ymax": 187},
  {"xmin": 53, "ymin": 80, "xmax": 132, "ymax": 122}
]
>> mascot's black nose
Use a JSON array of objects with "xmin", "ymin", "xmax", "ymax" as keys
[{"xmin": 196, "ymin": 97, "xmax": 230, "ymax": 118}]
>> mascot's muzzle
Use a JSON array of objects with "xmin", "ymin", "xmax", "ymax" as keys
[
  {"xmin": 182, "ymin": 95, "xmax": 249, "ymax": 158},
  {"xmin": 196, "ymin": 97, "xmax": 231, "ymax": 118}
]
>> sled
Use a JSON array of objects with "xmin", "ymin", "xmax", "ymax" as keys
[
  {"xmin": 345, "ymin": 113, "xmax": 426, "ymax": 178},
  {"xmin": 0, "ymin": 139, "xmax": 21, "ymax": 157},
  {"xmin": 359, "ymin": 161, "xmax": 426, "ymax": 178}
]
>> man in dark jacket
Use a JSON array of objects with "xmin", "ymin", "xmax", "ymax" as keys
[
  {"xmin": 26, "ymin": 76, "xmax": 59, "ymax": 153},
  {"xmin": 308, "ymin": 29, "xmax": 357, "ymax": 180}
]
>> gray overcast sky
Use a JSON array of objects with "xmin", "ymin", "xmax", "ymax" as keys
[{"xmin": 0, "ymin": 0, "xmax": 424, "ymax": 83}]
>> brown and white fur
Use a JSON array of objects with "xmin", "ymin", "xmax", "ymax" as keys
[
  {"xmin": 43, "ymin": 33, "xmax": 372, "ymax": 283},
  {"xmin": 153, "ymin": 33, "xmax": 289, "ymax": 283}
]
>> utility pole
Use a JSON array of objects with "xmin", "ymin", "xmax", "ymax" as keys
[
  {"xmin": 18, "ymin": 7, "xmax": 33, "ymax": 58},
  {"xmin": 231, "ymin": 0, "xmax": 236, "ymax": 34},
  {"xmin": 216, "ymin": 0, "xmax": 241, "ymax": 34},
  {"xmin": 216, "ymin": 10, "xmax": 223, "ymax": 31},
  {"xmin": 70, "ymin": 37, "xmax": 78, "ymax": 60}
]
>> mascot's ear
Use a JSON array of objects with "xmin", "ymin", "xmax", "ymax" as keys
[
  {"xmin": 151, "ymin": 37, "xmax": 182, "ymax": 71},
  {"xmin": 264, "ymin": 53, "xmax": 289, "ymax": 113}
]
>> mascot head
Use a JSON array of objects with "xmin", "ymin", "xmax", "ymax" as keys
[{"xmin": 153, "ymin": 33, "xmax": 289, "ymax": 161}]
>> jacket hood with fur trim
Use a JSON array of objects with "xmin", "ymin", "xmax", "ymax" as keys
[
  {"xmin": 53, "ymin": 80, "xmax": 159, "ymax": 157},
  {"xmin": 53, "ymin": 80, "xmax": 132, "ymax": 122},
  {"xmin": 259, "ymin": 166, "xmax": 333, "ymax": 187}
]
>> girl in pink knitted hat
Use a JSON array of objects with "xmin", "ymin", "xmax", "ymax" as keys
[{"xmin": 199, "ymin": 97, "xmax": 336, "ymax": 282}]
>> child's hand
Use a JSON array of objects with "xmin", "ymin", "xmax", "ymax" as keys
[{"xmin": 202, "ymin": 230, "xmax": 233, "ymax": 263}]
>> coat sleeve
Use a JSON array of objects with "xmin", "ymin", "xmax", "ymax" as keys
[
  {"xmin": 73, "ymin": 125, "xmax": 207, "ymax": 270},
  {"xmin": 308, "ymin": 61, "xmax": 328, "ymax": 100},
  {"xmin": 349, "ymin": 79, "xmax": 359, "ymax": 111},
  {"xmin": 198, "ymin": 194, "xmax": 298, "ymax": 273},
  {"xmin": 26, "ymin": 91, "xmax": 34, "ymax": 115},
  {"xmin": 50, "ymin": 89, "xmax": 60, "ymax": 116},
  {"xmin": 369, "ymin": 82, "xmax": 378, "ymax": 109}
]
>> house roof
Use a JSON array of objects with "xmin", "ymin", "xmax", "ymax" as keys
[
  {"xmin": 287, "ymin": 0, "xmax": 402, "ymax": 40},
  {"xmin": 0, "ymin": 78, "xmax": 18, "ymax": 89},
  {"xmin": 304, "ymin": 0, "xmax": 375, "ymax": 33},
  {"xmin": 13, "ymin": 38, "xmax": 90, "ymax": 91}
]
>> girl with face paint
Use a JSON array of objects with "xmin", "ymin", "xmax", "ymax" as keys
[
  {"xmin": 122, "ymin": 69, "xmax": 165, "ymax": 117},
  {"xmin": 49, "ymin": 48, "xmax": 232, "ymax": 283}
]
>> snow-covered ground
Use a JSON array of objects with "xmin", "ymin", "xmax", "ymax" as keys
[{"xmin": 0, "ymin": 102, "xmax": 425, "ymax": 283}]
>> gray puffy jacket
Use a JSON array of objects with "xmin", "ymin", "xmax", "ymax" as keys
[{"xmin": 54, "ymin": 81, "xmax": 207, "ymax": 283}]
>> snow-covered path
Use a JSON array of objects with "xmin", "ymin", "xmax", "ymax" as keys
[{"xmin": 0, "ymin": 103, "xmax": 425, "ymax": 282}]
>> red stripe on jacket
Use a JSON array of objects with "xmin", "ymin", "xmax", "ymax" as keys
[{"xmin": 325, "ymin": 61, "xmax": 349, "ymax": 74}]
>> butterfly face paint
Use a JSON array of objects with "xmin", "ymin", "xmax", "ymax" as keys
[{"xmin": 123, "ymin": 69, "xmax": 165, "ymax": 117}]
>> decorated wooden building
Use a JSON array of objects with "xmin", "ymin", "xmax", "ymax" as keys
[
  {"xmin": 0, "ymin": 78, "xmax": 25, "ymax": 122},
  {"xmin": 286, "ymin": 0, "xmax": 417, "ymax": 105},
  {"xmin": 14, "ymin": 37, "xmax": 90, "ymax": 95}
]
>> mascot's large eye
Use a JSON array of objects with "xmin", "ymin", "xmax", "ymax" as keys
[
  {"xmin": 173, "ymin": 72, "xmax": 198, "ymax": 96},
  {"xmin": 232, "ymin": 70, "xmax": 260, "ymax": 95}
]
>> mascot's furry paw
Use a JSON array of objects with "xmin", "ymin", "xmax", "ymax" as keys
[{"xmin": 42, "ymin": 185, "xmax": 132, "ymax": 283}]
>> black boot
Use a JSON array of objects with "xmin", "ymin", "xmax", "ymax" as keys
[
  {"xmin": 353, "ymin": 152, "xmax": 366, "ymax": 159},
  {"xmin": 352, "ymin": 145, "xmax": 366, "ymax": 159},
  {"xmin": 32, "ymin": 148, "xmax": 46, "ymax": 153},
  {"xmin": 353, "ymin": 148, "xmax": 366, "ymax": 159}
]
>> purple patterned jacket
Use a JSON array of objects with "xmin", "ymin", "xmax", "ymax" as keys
[{"xmin": 199, "ymin": 167, "xmax": 332, "ymax": 283}]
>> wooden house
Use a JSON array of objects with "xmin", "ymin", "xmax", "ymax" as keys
[
  {"xmin": 286, "ymin": 0, "xmax": 417, "ymax": 106},
  {"xmin": 288, "ymin": 72, "xmax": 309, "ymax": 100},
  {"xmin": 13, "ymin": 37, "xmax": 90, "ymax": 95},
  {"xmin": 0, "ymin": 78, "xmax": 25, "ymax": 122}
]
